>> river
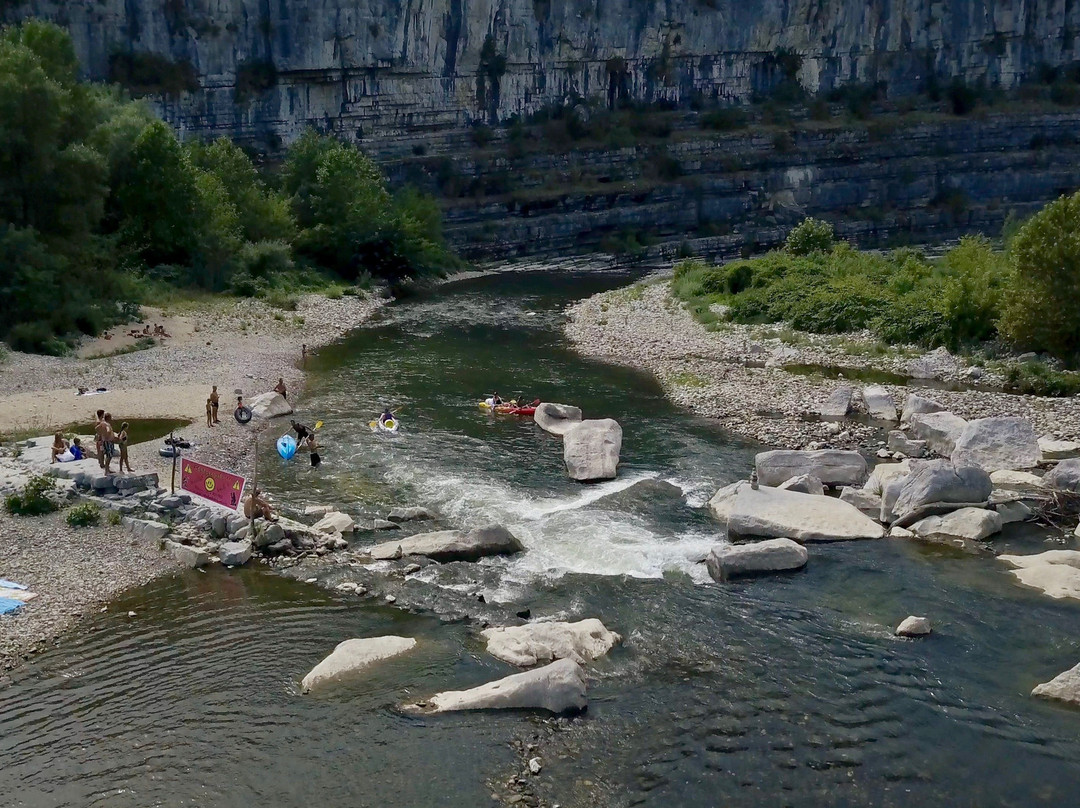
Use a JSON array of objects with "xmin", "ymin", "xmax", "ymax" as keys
[{"xmin": 3, "ymin": 268, "xmax": 1080, "ymax": 806}]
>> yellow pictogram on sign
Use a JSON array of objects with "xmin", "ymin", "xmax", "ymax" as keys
[
  {"xmin": 204, "ymin": 478, "xmax": 216, "ymax": 492},
  {"xmin": 184, "ymin": 465, "xmax": 193, "ymax": 473},
  {"xmin": 233, "ymin": 481, "xmax": 240, "ymax": 490}
]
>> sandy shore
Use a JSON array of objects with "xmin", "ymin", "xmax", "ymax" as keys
[
  {"xmin": 0, "ymin": 291, "xmax": 386, "ymax": 672},
  {"xmin": 566, "ymin": 278, "xmax": 1080, "ymax": 448}
]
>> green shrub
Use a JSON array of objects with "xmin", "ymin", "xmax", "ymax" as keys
[
  {"xmin": 1003, "ymin": 362, "xmax": 1080, "ymax": 396},
  {"xmin": 4, "ymin": 475, "xmax": 57, "ymax": 516},
  {"xmin": 5, "ymin": 321, "xmax": 71, "ymax": 355},
  {"xmin": 785, "ymin": 217, "xmax": 835, "ymax": 255},
  {"xmin": 66, "ymin": 502, "xmax": 101, "ymax": 527},
  {"xmin": 107, "ymin": 510, "xmax": 123, "ymax": 526},
  {"xmin": 702, "ymin": 107, "xmax": 748, "ymax": 131}
]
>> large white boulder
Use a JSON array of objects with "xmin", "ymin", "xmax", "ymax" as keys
[
  {"xmin": 895, "ymin": 616, "xmax": 932, "ymax": 637},
  {"xmin": 248, "ymin": 392, "xmax": 293, "ymax": 419},
  {"xmin": 727, "ymin": 485, "xmax": 885, "ymax": 542},
  {"xmin": 889, "ymin": 461, "xmax": 992, "ymax": 525},
  {"xmin": 533, "ymin": 403, "xmax": 583, "ymax": 436},
  {"xmin": 862, "ymin": 385, "xmax": 898, "ymax": 422},
  {"xmin": 218, "ymin": 539, "xmax": 253, "ymax": 566},
  {"xmin": 1043, "ymin": 458, "xmax": 1080, "ymax": 493},
  {"xmin": 909, "ymin": 507, "xmax": 1002, "ymax": 543},
  {"xmin": 301, "ymin": 636, "xmax": 417, "ymax": 693},
  {"xmin": 707, "ymin": 481, "xmax": 749, "ymax": 523},
  {"xmin": 908, "ymin": 411, "xmax": 968, "ymax": 457},
  {"xmin": 818, "ymin": 385, "xmax": 854, "ymax": 418},
  {"xmin": 422, "ymin": 658, "xmax": 587, "ymax": 714},
  {"xmin": 367, "ymin": 525, "xmax": 524, "ymax": 562},
  {"xmin": 754, "ymin": 449, "xmax": 867, "ymax": 488},
  {"xmin": 1032, "ymin": 662, "xmax": 1080, "ymax": 706},
  {"xmin": 705, "ymin": 538, "xmax": 808, "ymax": 580},
  {"xmin": 951, "ymin": 417, "xmax": 1041, "ymax": 472},
  {"xmin": 313, "ymin": 511, "xmax": 355, "ymax": 534},
  {"xmin": 481, "ymin": 619, "xmax": 621, "ymax": 667},
  {"xmin": 563, "ymin": 419, "xmax": 622, "ymax": 482},
  {"xmin": 900, "ymin": 393, "xmax": 946, "ymax": 426}
]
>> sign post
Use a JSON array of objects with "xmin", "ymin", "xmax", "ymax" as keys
[
  {"xmin": 170, "ymin": 430, "xmax": 177, "ymax": 494},
  {"xmin": 180, "ymin": 458, "xmax": 246, "ymax": 511}
]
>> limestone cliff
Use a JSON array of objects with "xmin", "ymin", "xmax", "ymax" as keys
[{"xmin": 4, "ymin": 1, "xmax": 1079, "ymax": 147}]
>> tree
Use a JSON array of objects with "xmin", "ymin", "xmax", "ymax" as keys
[{"xmin": 785, "ymin": 217, "xmax": 834, "ymax": 255}]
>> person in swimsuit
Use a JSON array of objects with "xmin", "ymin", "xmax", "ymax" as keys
[
  {"xmin": 210, "ymin": 385, "xmax": 220, "ymax": 424},
  {"xmin": 244, "ymin": 488, "xmax": 277, "ymax": 522},
  {"xmin": 94, "ymin": 409, "xmax": 105, "ymax": 468},
  {"xmin": 206, "ymin": 398, "xmax": 214, "ymax": 427},
  {"xmin": 274, "ymin": 377, "xmax": 287, "ymax": 399},
  {"xmin": 305, "ymin": 434, "xmax": 321, "ymax": 468},
  {"xmin": 50, "ymin": 432, "xmax": 68, "ymax": 464},
  {"xmin": 117, "ymin": 422, "xmax": 133, "ymax": 473},
  {"xmin": 235, "ymin": 396, "xmax": 245, "ymax": 419},
  {"xmin": 290, "ymin": 419, "xmax": 311, "ymax": 441},
  {"xmin": 97, "ymin": 413, "xmax": 116, "ymax": 474}
]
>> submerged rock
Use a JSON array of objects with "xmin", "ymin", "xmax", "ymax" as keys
[
  {"xmin": 706, "ymin": 538, "xmax": 808, "ymax": 580},
  {"xmin": 533, "ymin": 402, "xmax": 583, "ymax": 436},
  {"xmin": 481, "ymin": 619, "xmax": 621, "ymax": 667},
  {"xmin": 726, "ymin": 485, "xmax": 885, "ymax": 542},
  {"xmin": 301, "ymin": 636, "xmax": 417, "ymax": 693},
  {"xmin": 248, "ymin": 392, "xmax": 293, "ymax": 419},
  {"xmin": 1032, "ymin": 662, "xmax": 1080, "ymax": 706},
  {"xmin": 895, "ymin": 616, "xmax": 932, "ymax": 637},
  {"xmin": 951, "ymin": 417, "xmax": 1041, "ymax": 472},
  {"xmin": 754, "ymin": 449, "xmax": 867, "ymax": 488},
  {"xmin": 563, "ymin": 419, "xmax": 622, "ymax": 482},
  {"xmin": 908, "ymin": 411, "xmax": 968, "ymax": 457},
  {"xmin": 367, "ymin": 525, "xmax": 524, "ymax": 562},
  {"xmin": 420, "ymin": 658, "xmax": 587, "ymax": 714}
]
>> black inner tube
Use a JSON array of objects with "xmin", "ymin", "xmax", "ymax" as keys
[{"xmin": 234, "ymin": 406, "xmax": 253, "ymax": 424}]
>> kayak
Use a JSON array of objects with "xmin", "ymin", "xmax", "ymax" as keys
[
  {"xmin": 369, "ymin": 418, "xmax": 399, "ymax": 434},
  {"xmin": 478, "ymin": 400, "xmax": 536, "ymax": 416}
]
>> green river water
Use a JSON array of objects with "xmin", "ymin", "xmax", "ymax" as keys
[{"xmin": 3, "ymin": 268, "xmax": 1080, "ymax": 806}]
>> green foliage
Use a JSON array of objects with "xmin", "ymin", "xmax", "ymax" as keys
[
  {"xmin": 1000, "ymin": 191, "xmax": 1080, "ymax": 362},
  {"xmin": 785, "ymin": 217, "xmax": 834, "ymax": 255},
  {"xmin": 1003, "ymin": 362, "xmax": 1080, "ymax": 397},
  {"xmin": 107, "ymin": 509, "xmax": 123, "ymax": 526},
  {"xmin": 66, "ymin": 502, "xmax": 101, "ymax": 527},
  {"xmin": 4, "ymin": 474, "xmax": 57, "ymax": 516}
]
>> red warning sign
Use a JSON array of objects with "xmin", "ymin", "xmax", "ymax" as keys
[{"xmin": 180, "ymin": 459, "xmax": 246, "ymax": 510}]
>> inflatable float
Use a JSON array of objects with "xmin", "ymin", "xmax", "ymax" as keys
[{"xmin": 277, "ymin": 434, "xmax": 297, "ymax": 459}]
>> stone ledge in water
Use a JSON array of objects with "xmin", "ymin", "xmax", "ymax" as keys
[
  {"xmin": 999, "ymin": 550, "xmax": 1080, "ymax": 600},
  {"xmin": 481, "ymin": 619, "xmax": 621, "ymax": 667},
  {"xmin": 563, "ymin": 419, "xmax": 622, "ymax": 482},
  {"xmin": 387, "ymin": 506, "xmax": 436, "ymax": 523},
  {"xmin": 754, "ymin": 449, "xmax": 866, "ymax": 488},
  {"xmin": 1032, "ymin": 662, "xmax": 1080, "ymax": 706},
  {"xmin": 533, "ymin": 402, "xmax": 583, "ymax": 436},
  {"xmin": 706, "ymin": 538, "xmax": 808, "ymax": 581},
  {"xmin": 895, "ymin": 616, "xmax": 932, "ymax": 637},
  {"xmin": 909, "ymin": 507, "xmax": 1002, "ymax": 543},
  {"xmin": 727, "ymin": 485, "xmax": 884, "ymax": 543},
  {"xmin": 301, "ymin": 636, "xmax": 417, "ymax": 693},
  {"xmin": 411, "ymin": 658, "xmax": 587, "ymax": 714},
  {"xmin": 366, "ymin": 525, "xmax": 524, "ymax": 562}
]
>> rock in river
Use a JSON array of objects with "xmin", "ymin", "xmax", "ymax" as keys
[
  {"xmin": 1032, "ymin": 662, "xmax": 1080, "ymax": 706},
  {"xmin": 313, "ymin": 511, "xmax": 355, "ymax": 534},
  {"xmin": 754, "ymin": 449, "xmax": 867, "ymax": 488},
  {"xmin": 862, "ymin": 385, "xmax": 898, "ymax": 422},
  {"xmin": 999, "ymin": 550, "xmax": 1080, "ymax": 600},
  {"xmin": 818, "ymin": 385, "xmax": 853, "ymax": 418},
  {"xmin": 248, "ymin": 392, "xmax": 293, "ymax": 419},
  {"xmin": 533, "ymin": 402, "xmax": 583, "ymax": 436},
  {"xmin": 420, "ymin": 658, "xmax": 587, "ymax": 714},
  {"xmin": 908, "ymin": 411, "xmax": 968, "ymax": 457},
  {"xmin": 909, "ymin": 507, "xmax": 1002, "ymax": 543},
  {"xmin": 367, "ymin": 525, "xmax": 524, "ymax": 562},
  {"xmin": 951, "ymin": 417, "xmax": 1041, "ymax": 472},
  {"xmin": 890, "ymin": 461, "xmax": 992, "ymax": 525},
  {"xmin": 301, "ymin": 636, "xmax": 417, "ymax": 693},
  {"xmin": 218, "ymin": 539, "xmax": 253, "ymax": 567},
  {"xmin": 895, "ymin": 616, "xmax": 932, "ymax": 637},
  {"xmin": 387, "ymin": 506, "xmax": 436, "ymax": 523},
  {"xmin": 563, "ymin": 419, "xmax": 622, "ymax": 482},
  {"xmin": 706, "ymin": 538, "xmax": 808, "ymax": 580},
  {"xmin": 726, "ymin": 485, "xmax": 885, "ymax": 542},
  {"xmin": 481, "ymin": 619, "xmax": 621, "ymax": 667}
]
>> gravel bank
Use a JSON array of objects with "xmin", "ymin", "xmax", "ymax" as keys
[{"xmin": 565, "ymin": 278, "xmax": 1080, "ymax": 448}]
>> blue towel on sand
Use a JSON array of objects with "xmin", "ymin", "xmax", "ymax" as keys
[
  {"xmin": 0, "ymin": 579, "xmax": 27, "ymax": 590},
  {"xmin": 0, "ymin": 597, "xmax": 25, "ymax": 615}
]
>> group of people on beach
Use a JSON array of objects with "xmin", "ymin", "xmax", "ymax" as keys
[{"xmin": 51, "ymin": 410, "xmax": 133, "ymax": 473}]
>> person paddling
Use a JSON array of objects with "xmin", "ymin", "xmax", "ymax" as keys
[
  {"xmin": 490, "ymin": 392, "xmax": 502, "ymax": 406},
  {"xmin": 291, "ymin": 419, "xmax": 311, "ymax": 441},
  {"xmin": 379, "ymin": 408, "xmax": 395, "ymax": 425}
]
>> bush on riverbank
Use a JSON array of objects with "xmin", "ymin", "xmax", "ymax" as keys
[
  {"xmin": 66, "ymin": 502, "xmax": 101, "ymax": 527},
  {"xmin": 0, "ymin": 21, "xmax": 458, "ymax": 354},
  {"xmin": 672, "ymin": 233, "xmax": 1009, "ymax": 351},
  {"xmin": 4, "ymin": 475, "xmax": 58, "ymax": 517}
]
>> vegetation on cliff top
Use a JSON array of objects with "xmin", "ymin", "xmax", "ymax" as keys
[{"xmin": 0, "ymin": 21, "xmax": 457, "ymax": 355}]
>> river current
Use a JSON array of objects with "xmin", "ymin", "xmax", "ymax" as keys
[{"xmin": 3, "ymin": 269, "xmax": 1080, "ymax": 806}]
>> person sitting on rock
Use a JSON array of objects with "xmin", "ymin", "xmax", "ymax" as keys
[
  {"xmin": 50, "ymin": 432, "xmax": 68, "ymax": 464},
  {"xmin": 244, "ymin": 487, "xmax": 277, "ymax": 522},
  {"xmin": 274, "ymin": 377, "xmax": 287, "ymax": 399},
  {"xmin": 69, "ymin": 437, "xmax": 85, "ymax": 461}
]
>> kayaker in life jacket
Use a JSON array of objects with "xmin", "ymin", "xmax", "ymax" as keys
[
  {"xmin": 490, "ymin": 392, "xmax": 502, "ymax": 406},
  {"xmin": 380, "ymin": 408, "xmax": 395, "ymax": 425}
]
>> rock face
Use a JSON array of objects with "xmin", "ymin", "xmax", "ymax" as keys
[
  {"xmin": 301, "ymin": 636, "xmax": 417, "ymax": 693},
  {"xmin": 367, "ymin": 525, "xmax": 524, "ymax": 562},
  {"xmin": 754, "ymin": 449, "xmax": 867, "ymax": 488},
  {"xmin": 726, "ymin": 485, "xmax": 885, "ymax": 542},
  {"xmin": 533, "ymin": 403, "xmax": 584, "ymax": 436},
  {"xmin": 895, "ymin": 616, "xmax": 932, "ymax": 637},
  {"xmin": 862, "ymin": 385, "xmax": 898, "ymax": 422},
  {"xmin": 1042, "ymin": 459, "xmax": 1080, "ymax": 493},
  {"xmin": 1032, "ymin": 663, "xmax": 1080, "ymax": 706},
  {"xmin": 563, "ymin": 419, "xmax": 622, "ymax": 482},
  {"xmin": 248, "ymin": 392, "xmax": 293, "ymax": 419},
  {"xmin": 909, "ymin": 507, "xmax": 1002, "ymax": 542},
  {"xmin": 313, "ymin": 511, "xmax": 354, "ymax": 534},
  {"xmin": 951, "ymin": 417, "xmax": 1041, "ymax": 472},
  {"xmin": 424, "ymin": 658, "xmax": 587, "ymax": 714},
  {"xmin": 818, "ymin": 386, "xmax": 853, "ymax": 418},
  {"xmin": 908, "ymin": 411, "xmax": 968, "ymax": 457},
  {"xmin": 218, "ymin": 539, "xmax": 253, "ymax": 566},
  {"xmin": 889, "ymin": 461, "xmax": 992, "ymax": 525},
  {"xmin": 705, "ymin": 538, "xmax": 808, "ymax": 580},
  {"xmin": 481, "ymin": 619, "xmax": 621, "ymax": 667},
  {"xmin": 900, "ymin": 394, "xmax": 946, "ymax": 426}
]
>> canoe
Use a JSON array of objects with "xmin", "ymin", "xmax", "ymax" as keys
[{"xmin": 478, "ymin": 400, "xmax": 535, "ymax": 415}]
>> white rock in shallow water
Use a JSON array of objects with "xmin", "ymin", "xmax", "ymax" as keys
[
  {"xmin": 895, "ymin": 616, "xmax": 932, "ymax": 637},
  {"xmin": 301, "ymin": 636, "xmax": 417, "ymax": 693},
  {"xmin": 481, "ymin": 619, "xmax": 621, "ymax": 667},
  {"xmin": 995, "ymin": 501, "xmax": 1033, "ymax": 524},
  {"xmin": 563, "ymin": 419, "xmax": 622, "ymax": 482},
  {"xmin": 754, "ymin": 449, "xmax": 867, "ymax": 488},
  {"xmin": 952, "ymin": 417, "xmax": 1042, "ymax": 472},
  {"xmin": 422, "ymin": 658, "xmax": 587, "ymax": 714},
  {"xmin": 313, "ymin": 511, "xmax": 354, "ymax": 534},
  {"xmin": 1032, "ymin": 662, "xmax": 1080, "ymax": 705},
  {"xmin": 998, "ymin": 556, "xmax": 1080, "ymax": 600},
  {"xmin": 533, "ymin": 403, "xmax": 583, "ymax": 436},
  {"xmin": 166, "ymin": 540, "xmax": 210, "ymax": 569},
  {"xmin": 705, "ymin": 538, "xmax": 808, "ymax": 580},
  {"xmin": 862, "ymin": 385, "xmax": 898, "ymax": 422},
  {"xmin": 218, "ymin": 539, "xmax": 253, "ymax": 566},
  {"xmin": 368, "ymin": 525, "xmax": 524, "ymax": 562},
  {"xmin": 727, "ymin": 485, "xmax": 885, "ymax": 542},
  {"xmin": 999, "ymin": 550, "xmax": 1080, "ymax": 571},
  {"xmin": 908, "ymin": 411, "xmax": 968, "ymax": 457},
  {"xmin": 909, "ymin": 508, "xmax": 1002, "ymax": 543}
]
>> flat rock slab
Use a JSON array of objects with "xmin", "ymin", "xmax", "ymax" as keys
[
  {"xmin": 533, "ymin": 403, "xmax": 583, "ymax": 436},
  {"xmin": 990, "ymin": 469, "xmax": 1045, "ymax": 493},
  {"xmin": 777, "ymin": 474, "xmax": 824, "ymax": 495},
  {"xmin": 1039, "ymin": 437, "xmax": 1080, "ymax": 460},
  {"xmin": 563, "ymin": 419, "xmax": 622, "ymax": 482},
  {"xmin": 367, "ymin": 525, "xmax": 524, "ymax": 562},
  {"xmin": 754, "ymin": 449, "xmax": 867, "ymax": 488},
  {"xmin": 952, "ymin": 416, "xmax": 1041, "ymax": 472},
  {"xmin": 707, "ymin": 481, "xmax": 748, "ymax": 523},
  {"xmin": 909, "ymin": 507, "xmax": 1002, "ymax": 542},
  {"xmin": 481, "ymin": 619, "xmax": 621, "ymax": 667},
  {"xmin": 302, "ymin": 636, "xmax": 417, "ymax": 693},
  {"xmin": 1032, "ymin": 662, "xmax": 1080, "ymax": 706},
  {"xmin": 706, "ymin": 538, "xmax": 808, "ymax": 580},
  {"xmin": 727, "ymin": 485, "xmax": 885, "ymax": 542},
  {"xmin": 999, "ymin": 550, "xmax": 1080, "ymax": 571},
  {"xmin": 421, "ymin": 658, "xmax": 587, "ymax": 714},
  {"xmin": 1005, "ymin": 564, "xmax": 1080, "ymax": 600}
]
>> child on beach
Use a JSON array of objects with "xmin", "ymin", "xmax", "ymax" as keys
[
  {"xmin": 70, "ymin": 437, "xmax": 85, "ymax": 461},
  {"xmin": 206, "ymin": 398, "xmax": 214, "ymax": 427},
  {"xmin": 117, "ymin": 422, "xmax": 133, "ymax": 473},
  {"xmin": 210, "ymin": 386, "xmax": 220, "ymax": 424}
]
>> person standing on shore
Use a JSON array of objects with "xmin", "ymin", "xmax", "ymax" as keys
[
  {"xmin": 93, "ymin": 409, "xmax": 105, "ymax": 469},
  {"xmin": 206, "ymin": 397, "xmax": 214, "ymax": 427},
  {"xmin": 96, "ymin": 413, "xmax": 116, "ymax": 474},
  {"xmin": 210, "ymin": 385, "xmax": 220, "ymax": 424},
  {"xmin": 117, "ymin": 422, "xmax": 133, "ymax": 473},
  {"xmin": 274, "ymin": 377, "xmax": 287, "ymax": 400}
]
